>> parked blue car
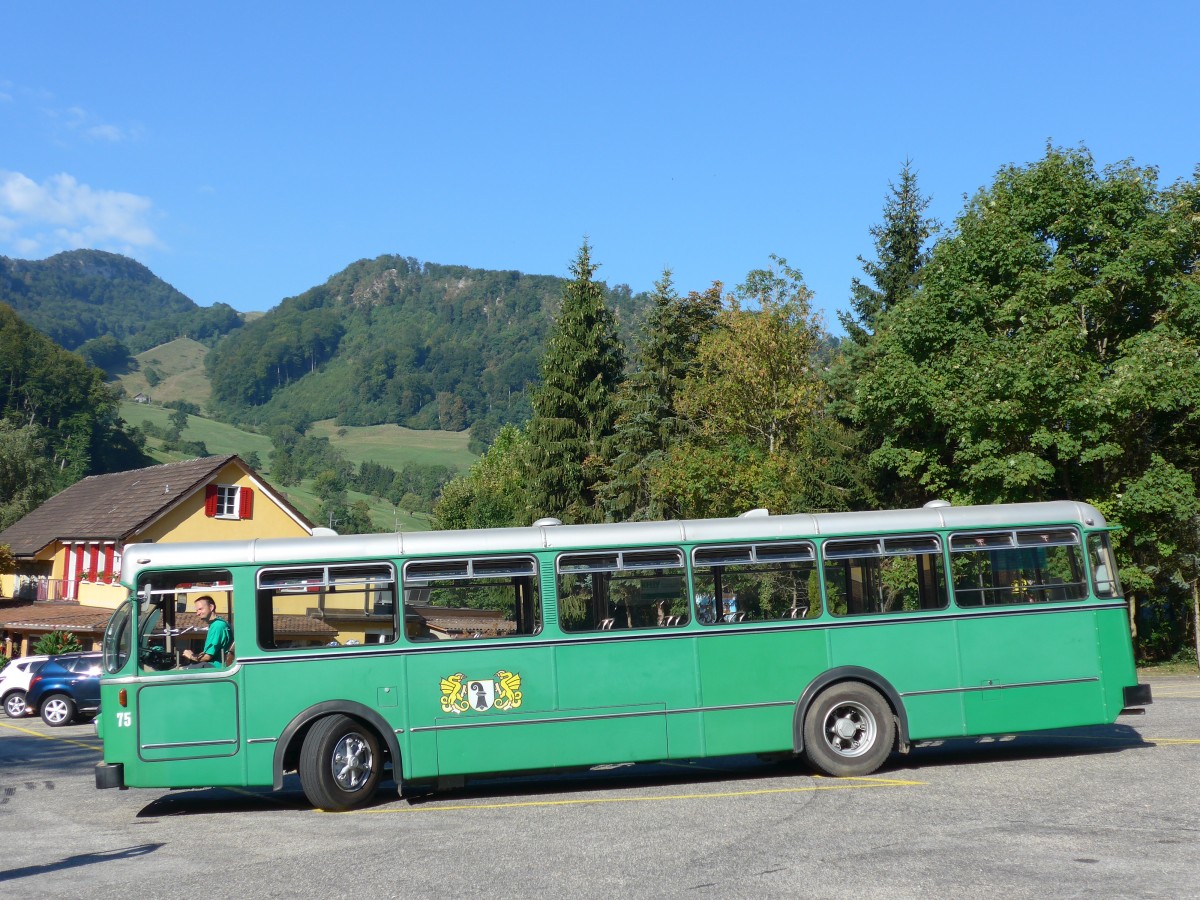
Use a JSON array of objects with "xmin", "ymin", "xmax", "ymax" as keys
[{"xmin": 25, "ymin": 652, "xmax": 102, "ymax": 727}]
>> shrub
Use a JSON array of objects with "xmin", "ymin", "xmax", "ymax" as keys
[{"xmin": 33, "ymin": 631, "xmax": 84, "ymax": 655}]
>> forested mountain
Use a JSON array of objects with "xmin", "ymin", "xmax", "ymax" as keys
[
  {"xmin": 0, "ymin": 249, "xmax": 243, "ymax": 353},
  {"xmin": 205, "ymin": 255, "xmax": 646, "ymax": 437}
]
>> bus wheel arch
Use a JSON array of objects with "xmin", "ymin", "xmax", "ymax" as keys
[
  {"xmin": 274, "ymin": 701, "xmax": 400, "ymax": 795},
  {"xmin": 792, "ymin": 667, "xmax": 909, "ymax": 774}
]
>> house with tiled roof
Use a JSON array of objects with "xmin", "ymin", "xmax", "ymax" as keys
[{"xmin": 0, "ymin": 455, "xmax": 315, "ymax": 657}]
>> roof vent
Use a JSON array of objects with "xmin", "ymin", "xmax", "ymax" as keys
[
  {"xmin": 739, "ymin": 508, "xmax": 770, "ymax": 518},
  {"xmin": 923, "ymin": 499, "xmax": 952, "ymax": 509},
  {"xmin": 533, "ymin": 517, "xmax": 563, "ymax": 527}
]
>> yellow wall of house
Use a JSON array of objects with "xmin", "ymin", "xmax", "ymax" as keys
[
  {"xmin": 76, "ymin": 581, "xmax": 128, "ymax": 610},
  {"xmin": 141, "ymin": 462, "xmax": 309, "ymax": 544}
]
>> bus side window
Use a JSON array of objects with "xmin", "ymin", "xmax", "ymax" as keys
[
  {"xmin": 692, "ymin": 542, "xmax": 819, "ymax": 624},
  {"xmin": 557, "ymin": 549, "xmax": 688, "ymax": 632},
  {"xmin": 257, "ymin": 563, "xmax": 397, "ymax": 651},
  {"xmin": 821, "ymin": 536, "xmax": 947, "ymax": 617},
  {"xmin": 1087, "ymin": 533, "xmax": 1122, "ymax": 598},
  {"xmin": 402, "ymin": 556, "xmax": 542, "ymax": 641},
  {"xmin": 135, "ymin": 569, "xmax": 234, "ymax": 672},
  {"xmin": 949, "ymin": 529, "xmax": 1086, "ymax": 607}
]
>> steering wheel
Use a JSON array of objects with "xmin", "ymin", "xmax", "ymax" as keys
[{"xmin": 139, "ymin": 646, "xmax": 176, "ymax": 670}]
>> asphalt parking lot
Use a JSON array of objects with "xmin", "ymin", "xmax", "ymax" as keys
[{"xmin": 1, "ymin": 675, "xmax": 1198, "ymax": 899}]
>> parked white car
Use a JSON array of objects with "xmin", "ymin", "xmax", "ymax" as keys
[{"xmin": 0, "ymin": 655, "xmax": 50, "ymax": 718}]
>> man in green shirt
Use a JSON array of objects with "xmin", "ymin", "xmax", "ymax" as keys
[{"xmin": 182, "ymin": 595, "xmax": 232, "ymax": 668}]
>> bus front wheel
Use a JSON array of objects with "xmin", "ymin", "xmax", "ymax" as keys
[
  {"xmin": 299, "ymin": 714, "xmax": 383, "ymax": 811},
  {"xmin": 802, "ymin": 683, "xmax": 895, "ymax": 778}
]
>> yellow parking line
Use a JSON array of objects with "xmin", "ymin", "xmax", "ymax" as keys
[
  {"xmin": 0, "ymin": 720, "xmax": 103, "ymax": 752},
  {"xmin": 1146, "ymin": 738, "xmax": 1200, "ymax": 745},
  {"xmin": 329, "ymin": 775, "xmax": 926, "ymax": 814}
]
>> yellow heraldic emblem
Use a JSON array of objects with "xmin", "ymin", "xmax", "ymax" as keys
[
  {"xmin": 494, "ymin": 670, "xmax": 523, "ymax": 711},
  {"xmin": 439, "ymin": 673, "xmax": 469, "ymax": 713},
  {"xmin": 439, "ymin": 670, "xmax": 522, "ymax": 713}
]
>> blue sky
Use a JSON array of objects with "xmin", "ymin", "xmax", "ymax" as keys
[{"xmin": 2, "ymin": 1, "xmax": 1197, "ymax": 330}]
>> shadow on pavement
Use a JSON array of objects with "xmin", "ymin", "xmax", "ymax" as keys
[
  {"xmin": 128, "ymin": 723, "xmax": 1151, "ymax": 815},
  {"xmin": 0, "ymin": 843, "xmax": 163, "ymax": 883},
  {"xmin": 895, "ymin": 721, "xmax": 1150, "ymax": 770}
]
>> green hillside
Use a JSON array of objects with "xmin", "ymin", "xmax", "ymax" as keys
[
  {"xmin": 117, "ymin": 337, "xmax": 213, "ymax": 406},
  {"xmin": 0, "ymin": 249, "xmax": 243, "ymax": 352},
  {"xmin": 121, "ymin": 401, "xmax": 273, "ymax": 460},
  {"xmin": 204, "ymin": 254, "xmax": 647, "ymax": 436},
  {"xmin": 119, "ymin": 401, "xmax": 473, "ymax": 532},
  {"xmin": 308, "ymin": 420, "xmax": 474, "ymax": 471}
]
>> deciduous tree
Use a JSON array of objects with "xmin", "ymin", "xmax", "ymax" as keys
[
  {"xmin": 850, "ymin": 146, "xmax": 1200, "ymax": 657},
  {"xmin": 655, "ymin": 257, "xmax": 858, "ymax": 518}
]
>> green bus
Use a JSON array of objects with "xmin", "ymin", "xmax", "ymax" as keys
[{"xmin": 96, "ymin": 500, "xmax": 1151, "ymax": 810}]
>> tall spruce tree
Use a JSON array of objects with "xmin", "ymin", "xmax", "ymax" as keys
[
  {"xmin": 840, "ymin": 159, "xmax": 938, "ymax": 343},
  {"xmin": 525, "ymin": 242, "xmax": 626, "ymax": 523},
  {"xmin": 600, "ymin": 271, "xmax": 722, "ymax": 521}
]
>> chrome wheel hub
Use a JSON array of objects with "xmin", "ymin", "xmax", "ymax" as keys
[
  {"xmin": 331, "ymin": 733, "xmax": 374, "ymax": 792},
  {"xmin": 823, "ymin": 701, "xmax": 877, "ymax": 758}
]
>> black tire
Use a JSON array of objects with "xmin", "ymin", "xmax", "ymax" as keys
[
  {"xmin": 802, "ymin": 682, "xmax": 895, "ymax": 777},
  {"xmin": 40, "ymin": 693, "xmax": 76, "ymax": 727},
  {"xmin": 299, "ymin": 714, "xmax": 383, "ymax": 811},
  {"xmin": 3, "ymin": 690, "xmax": 26, "ymax": 718}
]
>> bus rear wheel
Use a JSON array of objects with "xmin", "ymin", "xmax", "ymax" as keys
[
  {"xmin": 299, "ymin": 714, "xmax": 383, "ymax": 811},
  {"xmin": 802, "ymin": 682, "xmax": 894, "ymax": 777}
]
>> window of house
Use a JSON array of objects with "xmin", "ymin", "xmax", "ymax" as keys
[
  {"xmin": 206, "ymin": 484, "xmax": 253, "ymax": 520},
  {"xmin": 557, "ymin": 548, "xmax": 689, "ymax": 632},
  {"xmin": 822, "ymin": 535, "xmax": 948, "ymax": 617}
]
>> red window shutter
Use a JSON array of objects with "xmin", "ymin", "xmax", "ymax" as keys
[
  {"xmin": 103, "ymin": 545, "xmax": 115, "ymax": 581},
  {"xmin": 239, "ymin": 486, "xmax": 254, "ymax": 519},
  {"xmin": 205, "ymin": 485, "xmax": 218, "ymax": 517}
]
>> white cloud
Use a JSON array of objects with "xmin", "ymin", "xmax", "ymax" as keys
[
  {"xmin": 48, "ymin": 104, "xmax": 140, "ymax": 143},
  {"xmin": 0, "ymin": 170, "xmax": 163, "ymax": 257},
  {"xmin": 87, "ymin": 123, "xmax": 126, "ymax": 142}
]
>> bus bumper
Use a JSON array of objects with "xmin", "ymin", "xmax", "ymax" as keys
[
  {"xmin": 1119, "ymin": 683, "xmax": 1153, "ymax": 715},
  {"xmin": 95, "ymin": 762, "xmax": 125, "ymax": 790}
]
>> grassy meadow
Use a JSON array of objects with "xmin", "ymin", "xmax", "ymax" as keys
[{"xmin": 118, "ymin": 337, "xmax": 213, "ymax": 406}]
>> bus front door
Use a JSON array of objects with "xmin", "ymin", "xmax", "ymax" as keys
[{"xmin": 135, "ymin": 673, "xmax": 241, "ymax": 766}]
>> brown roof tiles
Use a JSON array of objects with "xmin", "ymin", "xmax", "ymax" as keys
[
  {"xmin": 0, "ymin": 602, "xmax": 115, "ymax": 632},
  {"xmin": 0, "ymin": 455, "xmax": 239, "ymax": 557}
]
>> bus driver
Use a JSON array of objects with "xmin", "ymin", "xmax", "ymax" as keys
[{"xmin": 182, "ymin": 595, "xmax": 232, "ymax": 667}]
